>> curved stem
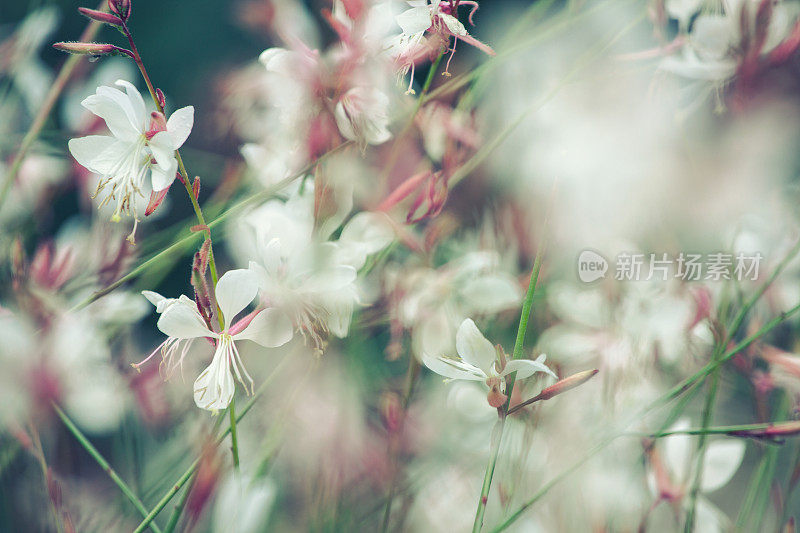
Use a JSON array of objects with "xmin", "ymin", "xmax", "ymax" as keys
[{"xmin": 121, "ymin": 23, "xmax": 221, "ymax": 288}]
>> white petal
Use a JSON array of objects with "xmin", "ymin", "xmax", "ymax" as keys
[
  {"xmin": 396, "ymin": 6, "xmax": 431, "ymax": 35},
  {"xmin": 68, "ymin": 135, "xmax": 124, "ymax": 174},
  {"xmin": 501, "ymin": 358, "xmax": 557, "ymax": 380},
  {"xmin": 693, "ymin": 497, "xmax": 728, "ymax": 533},
  {"xmin": 234, "ymin": 308, "xmax": 294, "ymax": 347},
  {"xmin": 215, "ymin": 269, "xmax": 259, "ymax": 329},
  {"xmin": 700, "ymin": 440, "xmax": 745, "ymax": 492},
  {"xmin": 166, "ymin": 106, "xmax": 194, "ymax": 148},
  {"xmin": 663, "ymin": 418, "xmax": 693, "ymax": 483},
  {"xmin": 302, "ymin": 265, "xmax": 357, "ymax": 294},
  {"xmin": 414, "ymin": 311, "xmax": 455, "ymax": 360},
  {"xmin": 83, "ymin": 83, "xmax": 144, "ymax": 141},
  {"xmin": 259, "ymin": 48, "xmax": 290, "ymax": 74},
  {"xmin": 422, "ymin": 354, "xmax": 486, "ymax": 381},
  {"xmin": 114, "ymin": 79, "xmax": 147, "ymax": 128},
  {"xmin": 142, "ymin": 290, "xmax": 166, "ymax": 308},
  {"xmin": 338, "ymin": 212, "xmax": 395, "ymax": 266},
  {"xmin": 148, "ymin": 131, "xmax": 177, "ymax": 171},
  {"xmin": 150, "ymin": 163, "xmax": 175, "ymax": 192},
  {"xmin": 460, "ymin": 276, "xmax": 522, "ymax": 315},
  {"xmin": 324, "ymin": 298, "xmax": 354, "ymax": 338},
  {"xmin": 455, "ymin": 318, "xmax": 497, "ymax": 376},
  {"xmin": 157, "ymin": 303, "xmax": 213, "ymax": 339},
  {"xmin": 439, "ymin": 13, "xmax": 467, "ymax": 36},
  {"xmin": 194, "ymin": 343, "xmax": 235, "ymax": 410}
]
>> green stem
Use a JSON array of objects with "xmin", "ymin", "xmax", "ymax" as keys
[
  {"xmin": 163, "ymin": 473, "xmax": 195, "ymax": 533},
  {"xmin": 52, "ymin": 404, "xmax": 163, "ymax": 533},
  {"xmin": 645, "ymin": 422, "xmax": 798, "ymax": 438},
  {"xmin": 472, "ymin": 417, "xmax": 507, "ymax": 533},
  {"xmin": 229, "ymin": 397, "xmax": 240, "ymax": 470}
]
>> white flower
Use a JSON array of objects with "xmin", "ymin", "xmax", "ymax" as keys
[
  {"xmin": 386, "ymin": 0, "xmax": 494, "ymax": 90},
  {"xmin": 68, "ymin": 80, "xmax": 194, "ymax": 222},
  {"xmin": 151, "ymin": 269, "xmax": 293, "ymax": 411},
  {"xmin": 238, "ymin": 184, "xmax": 393, "ymax": 350},
  {"xmin": 649, "ymin": 418, "xmax": 745, "ymax": 532},
  {"xmin": 334, "ymin": 87, "xmax": 392, "ymax": 147},
  {"xmin": 423, "ymin": 318, "xmax": 555, "ymax": 406}
]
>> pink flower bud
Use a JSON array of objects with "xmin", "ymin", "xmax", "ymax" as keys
[
  {"xmin": 108, "ymin": 0, "xmax": 131, "ymax": 21},
  {"xmin": 53, "ymin": 41, "xmax": 119, "ymax": 56},
  {"xmin": 192, "ymin": 177, "xmax": 201, "ymax": 200},
  {"xmin": 156, "ymin": 88, "xmax": 166, "ymax": 109},
  {"xmin": 77, "ymin": 7, "xmax": 122, "ymax": 26},
  {"xmin": 537, "ymin": 369, "xmax": 598, "ymax": 401},
  {"xmin": 729, "ymin": 420, "xmax": 800, "ymax": 440}
]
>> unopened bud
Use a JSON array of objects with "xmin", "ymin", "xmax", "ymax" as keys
[
  {"xmin": 156, "ymin": 88, "xmax": 166, "ymax": 109},
  {"xmin": 728, "ymin": 420, "xmax": 800, "ymax": 440},
  {"xmin": 78, "ymin": 7, "xmax": 122, "ymax": 26},
  {"xmin": 192, "ymin": 177, "xmax": 201, "ymax": 199},
  {"xmin": 108, "ymin": 0, "xmax": 131, "ymax": 21},
  {"xmin": 53, "ymin": 41, "xmax": 125, "ymax": 57},
  {"xmin": 537, "ymin": 369, "xmax": 598, "ymax": 401}
]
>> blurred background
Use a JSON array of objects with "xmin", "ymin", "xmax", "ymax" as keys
[{"xmin": 4, "ymin": 0, "xmax": 800, "ymax": 531}]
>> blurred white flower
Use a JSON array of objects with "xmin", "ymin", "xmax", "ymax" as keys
[
  {"xmin": 334, "ymin": 86, "xmax": 392, "ymax": 147},
  {"xmin": 648, "ymin": 418, "xmax": 745, "ymax": 532},
  {"xmin": 68, "ymin": 80, "xmax": 193, "ymax": 222},
  {"xmin": 423, "ymin": 318, "xmax": 555, "ymax": 407},
  {"xmin": 396, "ymin": 251, "xmax": 521, "ymax": 360},
  {"xmin": 240, "ymin": 184, "xmax": 394, "ymax": 350},
  {"xmin": 211, "ymin": 473, "xmax": 276, "ymax": 533},
  {"xmin": 152, "ymin": 269, "xmax": 293, "ymax": 410}
]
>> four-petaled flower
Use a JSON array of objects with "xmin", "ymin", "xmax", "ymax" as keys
[
  {"xmin": 149, "ymin": 269, "xmax": 293, "ymax": 411},
  {"xmin": 68, "ymin": 80, "xmax": 193, "ymax": 225},
  {"xmin": 423, "ymin": 318, "xmax": 556, "ymax": 407},
  {"xmin": 386, "ymin": 0, "xmax": 495, "ymax": 92}
]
